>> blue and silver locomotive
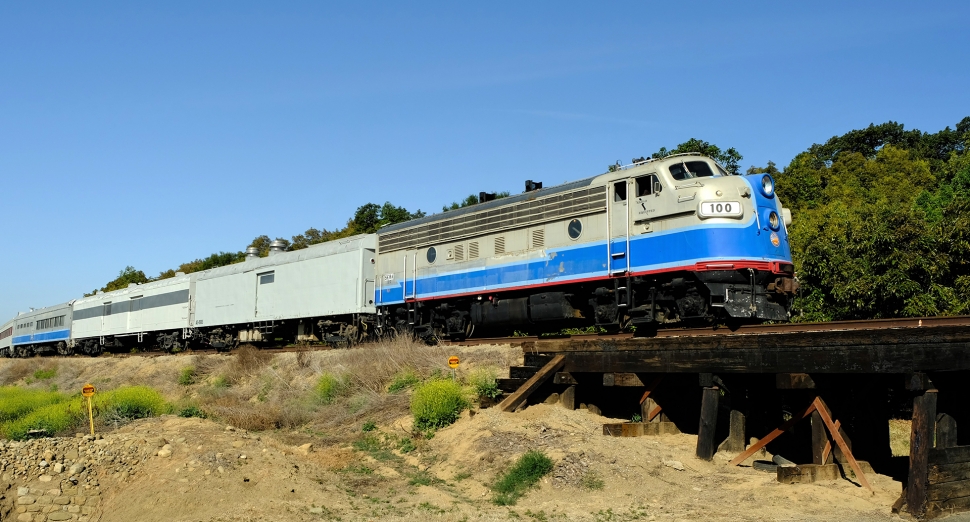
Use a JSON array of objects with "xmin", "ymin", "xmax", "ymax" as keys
[{"xmin": 374, "ymin": 153, "xmax": 797, "ymax": 339}]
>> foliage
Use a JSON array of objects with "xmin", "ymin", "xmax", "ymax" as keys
[
  {"xmin": 774, "ymin": 117, "xmax": 970, "ymax": 321},
  {"xmin": 580, "ymin": 471, "xmax": 606, "ymax": 490},
  {"xmin": 410, "ymin": 379, "xmax": 469, "ymax": 432},
  {"xmin": 178, "ymin": 366, "xmax": 196, "ymax": 386},
  {"xmin": 32, "ymin": 368, "xmax": 57, "ymax": 381},
  {"xmin": 362, "ymin": 420, "xmax": 377, "ymax": 432},
  {"xmin": 468, "ymin": 368, "xmax": 501, "ymax": 400},
  {"xmin": 1, "ymin": 385, "xmax": 169, "ymax": 440},
  {"xmin": 86, "ymin": 266, "xmax": 150, "ymax": 295},
  {"xmin": 211, "ymin": 375, "xmax": 230, "ymax": 389},
  {"xmin": 492, "ymin": 450, "xmax": 555, "ymax": 505},
  {"xmin": 0, "ymin": 387, "xmax": 66, "ymax": 423},
  {"xmin": 314, "ymin": 372, "xmax": 346, "ymax": 404},
  {"xmin": 178, "ymin": 405, "xmax": 207, "ymax": 418},
  {"xmin": 386, "ymin": 370, "xmax": 420, "ymax": 393},
  {"xmin": 442, "ymin": 191, "xmax": 511, "ymax": 212},
  {"xmin": 615, "ymin": 138, "xmax": 743, "ymax": 174}
]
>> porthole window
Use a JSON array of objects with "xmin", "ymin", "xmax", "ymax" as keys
[
  {"xmin": 427, "ymin": 247, "xmax": 437, "ymax": 264},
  {"xmin": 567, "ymin": 219, "xmax": 583, "ymax": 240}
]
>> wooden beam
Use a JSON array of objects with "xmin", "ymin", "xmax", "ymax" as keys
[
  {"xmin": 646, "ymin": 404, "xmax": 663, "ymax": 422},
  {"xmin": 811, "ymin": 411, "xmax": 829, "ymax": 465},
  {"xmin": 729, "ymin": 400, "xmax": 817, "ymax": 466},
  {"xmin": 813, "ymin": 397, "xmax": 872, "ymax": 491},
  {"xmin": 908, "ymin": 390, "xmax": 937, "ymax": 517},
  {"xmin": 696, "ymin": 386, "xmax": 720, "ymax": 461},
  {"xmin": 603, "ymin": 373, "xmax": 644, "ymax": 387},
  {"xmin": 937, "ymin": 414, "xmax": 958, "ymax": 449},
  {"xmin": 560, "ymin": 385, "xmax": 576, "ymax": 410},
  {"xmin": 776, "ymin": 373, "xmax": 816, "ymax": 389},
  {"xmin": 498, "ymin": 354, "xmax": 566, "ymax": 412},
  {"xmin": 717, "ymin": 410, "xmax": 745, "ymax": 453},
  {"xmin": 521, "ymin": 326, "xmax": 970, "ymax": 374}
]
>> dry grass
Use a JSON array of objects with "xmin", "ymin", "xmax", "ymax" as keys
[{"xmin": 889, "ymin": 418, "xmax": 911, "ymax": 457}]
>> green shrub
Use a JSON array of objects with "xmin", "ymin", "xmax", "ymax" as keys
[
  {"xmin": 468, "ymin": 368, "xmax": 501, "ymax": 400},
  {"xmin": 410, "ymin": 379, "xmax": 469, "ymax": 431},
  {"xmin": 2, "ymin": 401, "xmax": 79, "ymax": 440},
  {"xmin": 314, "ymin": 372, "xmax": 346, "ymax": 404},
  {"xmin": 32, "ymin": 368, "xmax": 57, "ymax": 380},
  {"xmin": 211, "ymin": 375, "xmax": 230, "ymax": 389},
  {"xmin": 95, "ymin": 386, "xmax": 170, "ymax": 420},
  {"xmin": 178, "ymin": 406, "xmax": 207, "ymax": 418},
  {"xmin": 387, "ymin": 370, "xmax": 420, "ymax": 393},
  {"xmin": 492, "ymin": 450, "xmax": 554, "ymax": 505},
  {"xmin": 177, "ymin": 366, "xmax": 196, "ymax": 386},
  {"xmin": 0, "ymin": 387, "xmax": 66, "ymax": 423},
  {"xmin": 362, "ymin": 420, "xmax": 377, "ymax": 432}
]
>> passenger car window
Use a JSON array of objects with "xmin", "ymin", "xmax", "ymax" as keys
[{"xmin": 259, "ymin": 272, "xmax": 275, "ymax": 284}]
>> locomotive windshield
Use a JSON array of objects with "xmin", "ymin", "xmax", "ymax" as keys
[{"xmin": 668, "ymin": 160, "xmax": 718, "ymax": 181}]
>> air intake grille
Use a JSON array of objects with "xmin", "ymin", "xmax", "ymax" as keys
[
  {"xmin": 532, "ymin": 229, "xmax": 545, "ymax": 249},
  {"xmin": 454, "ymin": 244, "xmax": 464, "ymax": 262},
  {"xmin": 469, "ymin": 242, "xmax": 479, "ymax": 259},
  {"xmin": 495, "ymin": 237, "xmax": 505, "ymax": 255},
  {"xmin": 378, "ymin": 185, "xmax": 606, "ymax": 252}
]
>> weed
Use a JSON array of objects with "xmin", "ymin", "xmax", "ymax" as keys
[
  {"xmin": 352, "ymin": 433, "xmax": 397, "ymax": 462},
  {"xmin": 631, "ymin": 413, "xmax": 642, "ymax": 423},
  {"xmin": 212, "ymin": 375, "xmax": 230, "ymax": 388},
  {"xmin": 410, "ymin": 379, "xmax": 469, "ymax": 431},
  {"xmin": 362, "ymin": 420, "xmax": 377, "ymax": 432},
  {"xmin": 398, "ymin": 437, "xmax": 416, "ymax": 453},
  {"xmin": 417, "ymin": 501, "xmax": 445, "ymax": 513},
  {"xmin": 295, "ymin": 348, "xmax": 312, "ymax": 369},
  {"xmin": 315, "ymin": 372, "xmax": 346, "ymax": 404},
  {"xmin": 580, "ymin": 471, "xmax": 605, "ymax": 490},
  {"xmin": 32, "ymin": 368, "xmax": 57, "ymax": 380},
  {"xmin": 492, "ymin": 450, "xmax": 554, "ymax": 505},
  {"xmin": 525, "ymin": 510, "xmax": 549, "ymax": 521},
  {"xmin": 453, "ymin": 471, "xmax": 472, "ymax": 481},
  {"xmin": 343, "ymin": 463, "xmax": 374, "ymax": 474},
  {"xmin": 387, "ymin": 370, "xmax": 420, "ymax": 393},
  {"xmin": 178, "ymin": 405, "xmax": 207, "ymax": 418},
  {"xmin": 178, "ymin": 366, "xmax": 196, "ymax": 386},
  {"xmin": 468, "ymin": 368, "xmax": 501, "ymax": 400},
  {"xmin": 408, "ymin": 470, "xmax": 441, "ymax": 486},
  {"xmin": 0, "ymin": 387, "xmax": 66, "ymax": 423},
  {"xmin": 95, "ymin": 386, "xmax": 170, "ymax": 421}
]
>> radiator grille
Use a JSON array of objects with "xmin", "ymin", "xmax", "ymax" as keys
[
  {"xmin": 495, "ymin": 237, "xmax": 505, "ymax": 255},
  {"xmin": 532, "ymin": 229, "xmax": 545, "ymax": 249},
  {"xmin": 469, "ymin": 242, "xmax": 479, "ymax": 259},
  {"xmin": 454, "ymin": 244, "xmax": 464, "ymax": 262},
  {"xmin": 378, "ymin": 185, "xmax": 606, "ymax": 252}
]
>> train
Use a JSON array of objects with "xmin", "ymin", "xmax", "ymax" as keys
[{"xmin": 1, "ymin": 153, "xmax": 797, "ymax": 357}]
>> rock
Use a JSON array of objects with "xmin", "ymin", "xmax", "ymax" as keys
[
  {"xmin": 18, "ymin": 496, "xmax": 36, "ymax": 505},
  {"xmin": 69, "ymin": 464, "xmax": 85, "ymax": 475},
  {"xmin": 663, "ymin": 460, "xmax": 685, "ymax": 471},
  {"xmin": 157, "ymin": 449, "xmax": 172, "ymax": 458},
  {"xmin": 544, "ymin": 393, "xmax": 560, "ymax": 404},
  {"xmin": 48, "ymin": 512, "xmax": 74, "ymax": 521},
  {"xmin": 309, "ymin": 507, "xmax": 324, "ymax": 514},
  {"xmin": 17, "ymin": 513, "xmax": 33, "ymax": 522},
  {"xmin": 53, "ymin": 463, "xmax": 64, "ymax": 473},
  {"xmin": 232, "ymin": 441, "xmax": 245, "ymax": 449},
  {"xmin": 39, "ymin": 460, "xmax": 49, "ymax": 468},
  {"xmin": 38, "ymin": 475, "xmax": 53, "ymax": 482},
  {"xmin": 296, "ymin": 443, "xmax": 313, "ymax": 455},
  {"xmin": 17, "ymin": 487, "xmax": 29, "ymax": 497},
  {"xmin": 586, "ymin": 404, "xmax": 602, "ymax": 416}
]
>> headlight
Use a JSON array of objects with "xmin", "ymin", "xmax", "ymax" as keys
[
  {"xmin": 768, "ymin": 211, "xmax": 780, "ymax": 230},
  {"xmin": 761, "ymin": 175, "xmax": 775, "ymax": 198}
]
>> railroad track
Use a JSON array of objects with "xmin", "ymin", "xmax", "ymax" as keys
[{"xmin": 10, "ymin": 316, "xmax": 970, "ymax": 358}]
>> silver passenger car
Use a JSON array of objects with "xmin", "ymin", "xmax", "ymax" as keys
[
  {"xmin": 5, "ymin": 302, "xmax": 74, "ymax": 357},
  {"xmin": 193, "ymin": 234, "xmax": 377, "ymax": 348}
]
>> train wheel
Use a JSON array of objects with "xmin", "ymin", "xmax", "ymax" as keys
[{"xmin": 56, "ymin": 342, "xmax": 73, "ymax": 356}]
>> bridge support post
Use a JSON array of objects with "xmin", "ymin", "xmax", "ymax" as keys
[{"xmin": 696, "ymin": 385, "xmax": 720, "ymax": 461}]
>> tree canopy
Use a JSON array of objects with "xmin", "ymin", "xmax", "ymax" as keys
[{"xmin": 613, "ymin": 138, "xmax": 744, "ymax": 175}]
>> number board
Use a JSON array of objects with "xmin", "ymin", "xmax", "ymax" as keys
[{"xmin": 699, "ymin": 201, "xmax": 743, "ymax": 218}]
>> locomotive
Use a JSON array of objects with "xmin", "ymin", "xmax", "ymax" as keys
[{"xmin": 1, "ymin": 153, "xmax": 796, "ymax": 357}]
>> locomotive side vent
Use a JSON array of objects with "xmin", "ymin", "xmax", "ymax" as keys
[
  {"xmin": 378, "ymin": 185, "xmax": 606, "ymax": 253},
  {"xmin": 455, "ymin": 244, "xmax": 464, "ymax": 262},
  {"xmin": 469, "ymin": 242, "xmax": 479, "ymax": 259},
  {"xmin": 532, "ymin": 229, "xmax": 545, "ymax": 249},
  {"xmin": 495, "ymin": 237, "xmax": 506, "ymax": 255}
]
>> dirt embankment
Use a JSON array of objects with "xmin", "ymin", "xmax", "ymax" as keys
[{"xmin": 1, "ymin": 345, "xmax": 909, "ymax": 521}]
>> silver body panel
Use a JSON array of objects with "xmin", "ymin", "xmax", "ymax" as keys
[
  {"xmin": 194, "ymin": 234, "xmax": 377, "ymax": 327},
  {"xmin": 71, "ymin": 274, "xmax": 194, "ymax": 341},
  {"xmin": 9, "ymin": 302, "xmax": 74, "ymax": 347}
]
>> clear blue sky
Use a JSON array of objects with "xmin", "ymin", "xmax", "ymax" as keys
[{"xmin": 2, "ymin": 1, "xmax": 968, "ymax": 321}]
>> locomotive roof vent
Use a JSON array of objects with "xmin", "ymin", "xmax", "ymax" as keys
[
  {"xmin": 268, "ymin": 240, "xmax": 287, "ymax": 256},
  {"xmin": 525, "ymin": 180, "xmax": 543, "ymax": 192},
  {"xmin": 245, "ymin": 247, "xmax": 259, "ymax": 258}
]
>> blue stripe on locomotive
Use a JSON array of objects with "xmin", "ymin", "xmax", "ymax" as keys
[
  {"xmin": 377, "ymin": 215, "xmax": 792, "ymax": 305},
  {"xmin": 12, "ymin": 328, "xmax": 71, "ymax": 345}
]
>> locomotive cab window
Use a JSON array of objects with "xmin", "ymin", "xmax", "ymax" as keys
[
  {"xmin": 635, "ymin": 174, "xmax": 662, "ymax": 197},
  {"xmin": 668, "ymin": 160, "xmax": 717, "ymax": 181},
  {"xmin": 259, "ymin": 272, "xmax": 275, "ymax": 285},
  {"xmin": 613, "ymin": 180, "xmax": 627, "ymax": 202}
]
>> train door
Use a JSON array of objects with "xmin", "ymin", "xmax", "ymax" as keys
[
  {"xmin": 403, "ymin": 249, "xmax": 418, "ymax": 301},
  {"xmin": 101, "ymin": 302, "xmax": 111, "ymax": 334},
  {"xmin": 608, "ymin": 178, "xmax": 631, "ymax": 275},
  {"xmin": 631, "ymin": 173, "xmax": 676, "ymax": 225},
  {"xmin": 254, "ymin": 271, "xmax": 276, "ymax": 317},
  {"xmin": 128, "ymin": 296, "xmax": 142, "ymax": 332}
]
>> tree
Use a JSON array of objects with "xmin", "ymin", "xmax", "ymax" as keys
[
  {"xmin": 615, "ymin": 138, "xmax": 744, "ymax": 174},
  {"xmin": 442, "ymin": 192, "xmax": 511, "ymax": 212},
  {"xmin": 100, "ymin": 266, "xmax": 150, "ymax": 293}
]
